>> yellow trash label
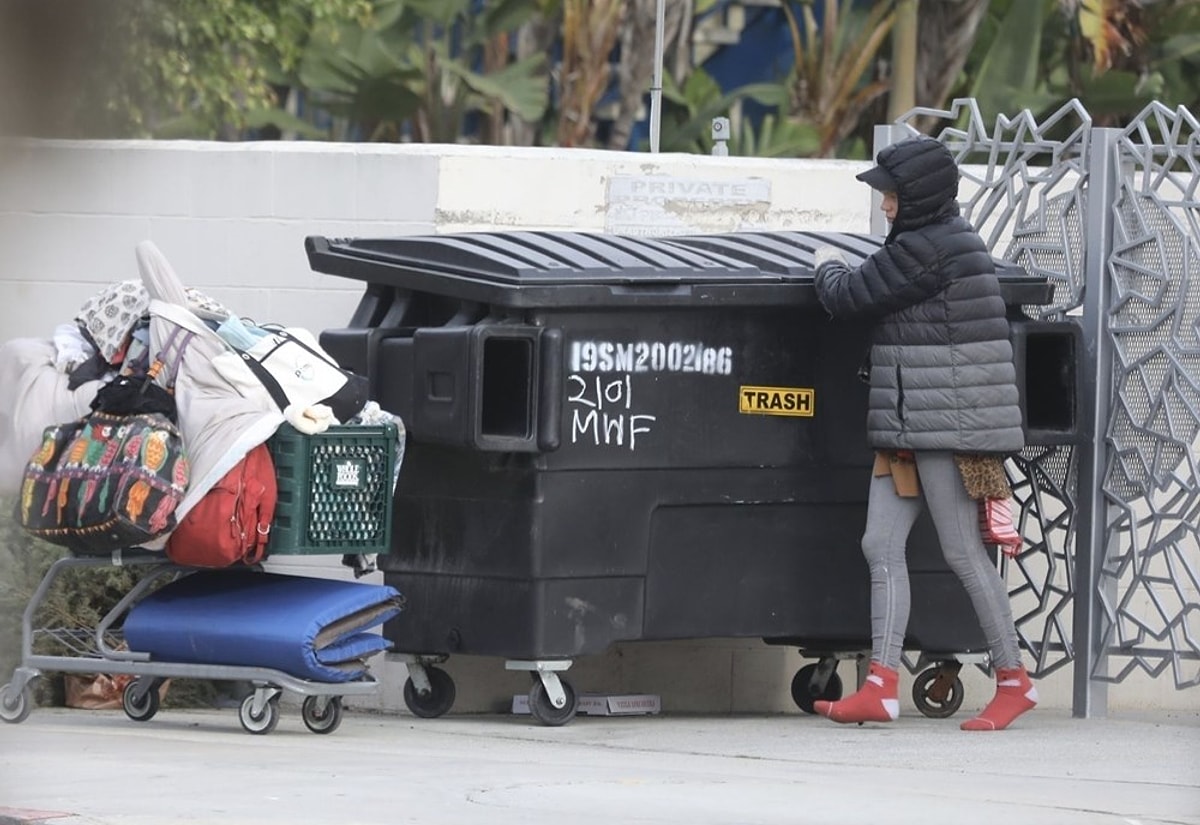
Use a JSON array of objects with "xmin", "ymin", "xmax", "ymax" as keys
[{"xmin": 738, "ymin": 385, "xmax": 815, "ymax": 417}]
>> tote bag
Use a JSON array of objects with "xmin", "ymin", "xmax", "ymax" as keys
[{"xmin": 236, "ymin": 327, "xmax": 368, "ymax": 422}]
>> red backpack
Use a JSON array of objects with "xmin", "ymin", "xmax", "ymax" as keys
[{"xmin": 166, "ymin": 444, "xmax": 277, "ymax": 567}]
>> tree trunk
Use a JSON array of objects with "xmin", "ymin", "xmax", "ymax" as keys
[
  {"xmin": 913, "ymin": 0, "xmax": 990, "ymax": 132},
  {"xmin": 889, "ymin": 0, "xmax": 919, "ymax": 122},
  {"xmin": 509, "ymin": 15, "xmax": 560, "ymax": 147}
]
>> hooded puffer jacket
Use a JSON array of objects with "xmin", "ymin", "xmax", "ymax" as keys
[{"xmin": 813, "ymin": 136, "xmax": 1025, "ymax": 454}]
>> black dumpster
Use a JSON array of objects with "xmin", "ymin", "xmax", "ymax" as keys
[{"xmin": 307, "ymin": 230, "xmax": 1073, "ymax": 724}]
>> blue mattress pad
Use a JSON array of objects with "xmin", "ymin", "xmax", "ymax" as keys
[{"xmin": 123, "ymin": 570, "xmax": 405, "ymax": 683}]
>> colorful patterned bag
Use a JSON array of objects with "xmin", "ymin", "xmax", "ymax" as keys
[
  {"xmin": 17, "ymin": 410, "xmax": 189, "ymax": 554},
  {"xmin": 16, "ymin": 327, "xmax": 194, "ymax": 554}
]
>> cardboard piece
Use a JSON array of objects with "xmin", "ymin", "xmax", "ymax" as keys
[{"xmin": 511, "ymin": 693, "xmax": 661, "ymax": 716}]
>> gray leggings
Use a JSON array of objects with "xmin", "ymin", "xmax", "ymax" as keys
[{"xmin": 863, "ymin": 450, "xmax": 1021, "ymax": 671}]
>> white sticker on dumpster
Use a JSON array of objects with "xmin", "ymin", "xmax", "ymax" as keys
[{"xmin": 570, "ymin": 340, "xmax": 733, "ymax": 375}]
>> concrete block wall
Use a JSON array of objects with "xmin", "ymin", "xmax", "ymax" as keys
[
  {"xmin": 0, "ymin": 139, "xmax": 867, "ymax": 342},
  {"xmin": 1, "ymin": 138, "xmax": 1189, "ymax": 716}
]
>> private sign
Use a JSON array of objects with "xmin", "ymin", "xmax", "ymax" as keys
[{"xmin": 738, "ymin": 385, "xmax": 815, "ymax": 417}]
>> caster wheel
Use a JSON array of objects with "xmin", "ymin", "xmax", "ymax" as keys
[
  {"xmin": 122, "ymin": 680, "xmax": 160, "ymax": 723},
  {"xmin": 912, "ymin": 667, "xmax": 965, "ymax": 718},
  {"xmin": 403, "ymin": 666, "xmax": 456, "ymax": 719},
  {"xmin": 301, "ymin": 695, "xmax": 343, "ymax": 734},
  {"xmin": 239, "ymin": 693, "xmax": 281, "ymax": 735},
  {"xmin": 0, "ymin": 683, "xmax": 32, "ymax": 724},
  {"xmin": 528, "ymin": 679, "xmax": 578, "ymax": 727},
  {"xmin": 790, "ymin": 663, "xmax": 843, "ymax": 714}
]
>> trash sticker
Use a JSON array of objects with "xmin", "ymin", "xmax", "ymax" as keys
[{"xmin": 738, "ymin": 386, "xmax": 815, "ymax": 417}]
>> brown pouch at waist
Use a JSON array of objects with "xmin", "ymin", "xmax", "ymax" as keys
[
  {"xmin": 954, "ymin": 453, "xmax": 1012, "ymax": 500},
  {"xmin": 874, "ymin": 450, "xmax": 920, "ymax": 498}
]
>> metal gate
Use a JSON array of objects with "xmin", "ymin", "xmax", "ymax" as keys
[{"xmin": 875, "ymin": 99, "xmax": 1200, "ymax": 716}]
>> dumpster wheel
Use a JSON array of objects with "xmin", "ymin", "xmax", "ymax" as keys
[
  {"xmin": 790, "ymin": 663, "xmax": 844, "ymax": 714},
  {"xmin": 912, "ymin": 664, "xmax": 965, "ymax": 718},
  {"xmin": 528, "ymin": 678, "xmax": 578, "ymax": 727},
  {"xmin": 403, "ymin": 666, "xmax": 456, "ymax": 719}
]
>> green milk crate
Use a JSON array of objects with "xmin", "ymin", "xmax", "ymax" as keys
[{"xmin": 266, "ymin": 422, "xmax": 398, "ymax": 555}]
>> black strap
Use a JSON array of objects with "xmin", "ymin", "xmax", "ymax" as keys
[
  {"xmin": 238, "ymin": 351, "xmax": 290, "ymax": 411},
  {"xmin": 237, "ymin": 328, "xmax": 345, "ymax": 412},
  {"xmin": 263, "ymin": 329, "xmax": 340, "ymax": 369}
]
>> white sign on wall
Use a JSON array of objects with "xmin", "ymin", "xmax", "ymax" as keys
[{"xmin": 605, "ymin": 175, "xmax": 772, "ymax": 236}]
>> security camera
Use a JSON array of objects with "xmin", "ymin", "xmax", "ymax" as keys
[{"xmin": 711, "ymin": 117, "xmax": 730, "ymax": 140}]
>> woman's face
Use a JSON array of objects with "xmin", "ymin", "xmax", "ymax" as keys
[{"xmin": 881, "ymin": 191, "xmax": 898, "ymax": 223}]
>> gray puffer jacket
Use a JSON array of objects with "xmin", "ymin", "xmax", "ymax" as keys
[{"xmin": 814, "ymin": 136, "xmax": 1025, "ymax": 454}]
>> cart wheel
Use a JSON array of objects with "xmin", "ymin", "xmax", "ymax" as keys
[
  {"xmin": 301, "ymin": 695, "xmax": 343, "ymax": 735},
  {"xmin": 239, "ymin": 693, "xmax": 281, "ymax": 735},
  {"xmin": 912, "ymin": 666, "xmax": 965, "ymax": 718},
  {"xmin": 122, "ymin": 680, "xmax": 160, "ymax": 723},
  {"xmin": 790, "ymin": 664, "xmax": 844, "ymax": 715},
  {"xmin": 402, "ymin": 666, "xmax": 456, "ymax": 719},
  {"xmin": 0, "ymin": 683, "xmax": 32, "ymax": 724},
  {"xmin": 528, "ymin": 679, "xmax": 578, "ymax": 727}
]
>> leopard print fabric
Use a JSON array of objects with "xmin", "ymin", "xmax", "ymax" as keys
[{"xmin": 954, "ymin": 453, "xmax": 1012, "ymax": 500}]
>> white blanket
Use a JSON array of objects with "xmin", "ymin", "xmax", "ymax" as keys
[{"xmin": 0, "ymin": 338, "xmax": 106, "ymax": 496}]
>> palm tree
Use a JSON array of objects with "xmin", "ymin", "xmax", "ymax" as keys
[
  {"xmin": 913, "ymin": 0, "xmax": 991, "ymax": 124},
  {"xmin": 783, "ymin": 0, "xmax": 896, "ymax": 156}
]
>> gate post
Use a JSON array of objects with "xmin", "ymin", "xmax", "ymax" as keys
[{"xmin": 1072, "ymin": 127, "xmax": 1122, "ymax": 718}]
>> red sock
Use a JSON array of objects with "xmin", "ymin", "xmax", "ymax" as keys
[
  {"xmin": 960, "ymin": 666, "xmax": 1038, "ymax": 731},
  {"xmin": 814, "ymin": 662, "xmax": 899, "ymax": 724}
]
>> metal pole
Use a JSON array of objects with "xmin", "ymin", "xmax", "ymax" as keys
[
  {"xmin": 1072, "ymin": 127, "xmax": 1120, "ymax": 718},
  {"xmin": 649, "ymin": 0, "xmax": 666, "ymax": 153}
]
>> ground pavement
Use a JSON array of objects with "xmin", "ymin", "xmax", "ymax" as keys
[{"xmin": 1, "ymin": 705, "xmax": 1198, "ymax": 825}]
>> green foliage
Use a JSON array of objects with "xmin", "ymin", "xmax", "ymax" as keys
[
  {"xmin": 782, "ymin": 0, "xmax": 895, "ymax": 156},
  {"xmin": 1141, "ymin": 1, "xmax": 1200, "ymax": 110},
  {"xmin": 297, "ymin": 0, "xmax": 549, "ymax": 141},
  {"xmin": 0, "ymin": 505, "xmax": 69, "ymax": 681},
  {"xmin": 956, "ymin": 0, "xmax": 1199, "ymax": 128},
  {"xmin": 36, "ymin": 0, "xmax": 373, "ymax": 138},
  {"xmin": 656, "ymin": 67, "xmax": 819, "ymax": 157},
  {"xmin": 729, "ymin": 113, "xmax": 823, "ymax": 159},
  {"xmin": 964, "ymin": 0, "xmax": 1061, "ymax": 123}
]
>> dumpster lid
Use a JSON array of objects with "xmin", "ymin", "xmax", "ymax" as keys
[
  {"xmin": 307, "ymin": 230, "xmax": 1052, "ymax": 308},
  {"xmin": 309, "ymin": 231, "xmax": 768, "ymax": 286},
  {"xmin": 665, "ymin": 231, "xmax": 1051, "ymax": 304}
]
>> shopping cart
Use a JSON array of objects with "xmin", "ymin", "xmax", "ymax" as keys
[{"xmin": 0, "ymin": 422, "xmax": 401, "ymax": 736}]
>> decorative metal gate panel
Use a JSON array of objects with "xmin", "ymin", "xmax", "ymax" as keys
[{"xmin": 876, "ymin": 99, "xmax": 1200, "ymax": 715}]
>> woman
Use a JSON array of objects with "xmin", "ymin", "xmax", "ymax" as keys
[{"xmin": 811, "ymin": 135, "xmax": 1036, "ymax": 731}]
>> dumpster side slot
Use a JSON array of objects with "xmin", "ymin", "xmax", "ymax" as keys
[
  {"xmin": 480, "ymin": 335, "xmax": 534, "ymax": 441},
  {"xmin": 1011, "ymin": 319, "xmax": 1082, "ymax": 445},
  {"xmin": 411, "ymin": 325, "xmax": 548, "ymax": 452}
]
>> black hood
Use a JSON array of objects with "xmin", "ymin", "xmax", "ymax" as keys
[{"xmin": 865, "ymin": 136, "xmax": 962, "ymax": 242}]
